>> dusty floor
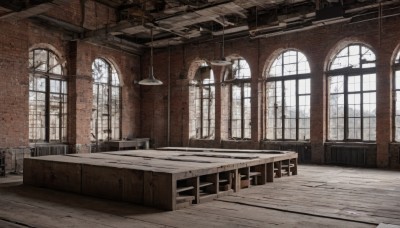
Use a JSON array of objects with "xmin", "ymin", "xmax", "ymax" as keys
[{"xmin": 1, "ymin": 165, "xmax": 399, "ymax": 228}]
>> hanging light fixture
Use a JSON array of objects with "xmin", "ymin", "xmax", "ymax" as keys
[
  {"xmin": 211, "ymin": 17, "xmax": 231, "ymax": 66},
  {"xmin": 139, "ymin": 28, "xmax": 163, "ymax": 85}
]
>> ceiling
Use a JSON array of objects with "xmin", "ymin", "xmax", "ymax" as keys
[{"xmin": 0, "ymin": 0, "xmax": 399, "ymax": 54}]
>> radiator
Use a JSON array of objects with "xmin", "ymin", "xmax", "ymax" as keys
[
  {"xmin": 325, "ymin": 144, "xmax": 376, "ymax": 167},
  {"xmin": 31, "ymin": 144, "xmax": 68, "ymax": 157}
]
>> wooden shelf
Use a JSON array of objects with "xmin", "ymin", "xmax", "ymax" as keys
[
  {"xmin": 199, "ymin": 182, "xmax": 213, "ymax": 188},
  {"xmin": 177, "ymin": 186, "xmax": 194, "ymax": 193},
  {"xmin": 249, "ymin": 172, "xmax": 261, "ymax": 177}
]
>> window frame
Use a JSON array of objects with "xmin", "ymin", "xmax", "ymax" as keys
[
  {"xmin": 392, "ymin": 52, "xmax": 400, "ymax": 142},
  {"xmin": 91, "ymin": 58, "xmax": 122, "ymax": 142},
  {"xmin": 227, "ymin": 58, "xmax": 252, "ymax": 140},
  {"xmin": 327, "ymin": 44, "xmax": 377, "ymax": 142},
  {"xmin": 29, "ymin": 48, "xmax": 67, "ymax": 143},
  {"xmin": 192, "ymin": 65, "xmax": 215, "ymax": 139},
  {"xmin": 265, "ymin": 50, "xmax": 311, "ymax": 141}
]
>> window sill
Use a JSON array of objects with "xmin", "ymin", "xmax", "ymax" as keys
[
  {"xmin": 262, "ymin": 140, "xmax": 310, "ymax": 144},
  {"xmin": 189, "ymin": 138, "xmax": 215, "ymax": 141}
]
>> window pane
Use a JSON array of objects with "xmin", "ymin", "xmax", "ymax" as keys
[
  {"xmin": 363, "ymin": 74, "xmax": 376, "ymax": 91},
  {"xmin": 348, "ymin": 76, "xmax": 360, "ymax": 92},
  {"xmin": 330, "ymin": 76, "xmax": 344, "ymax": 93},
  {"xmin": 233, "ymin": 59, "xmax": 251, "ymax": 79}
]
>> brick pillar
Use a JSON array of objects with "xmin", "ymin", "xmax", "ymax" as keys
[
  {"xmin": 68, "ymin": 41, "xmax": 92, "ymax": 153},
  {"xmin": 376, "ymin": 46, "xmax": 392, "ymax": 168},
  {"xmin": 310, "ymin": 62, "xmax": 326, "ymax": 164},
  {"xmin": 213, "ymin": 67, "xmax": 223, "ymax": 143}
]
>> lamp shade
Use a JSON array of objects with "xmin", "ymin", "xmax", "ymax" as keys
[
  {"xmin": 139, "ymin": 27, "xmax": 163, "ymax": 86},
  {"xmin": 139, "ymin": 67, "xmax": 163, "ymax": 85}
]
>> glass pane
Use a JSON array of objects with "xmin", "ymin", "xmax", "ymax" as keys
[
  {"xmin": 298, "ymin": 78, "xmax": 310, "ymax": 95},
  {"xmin": 233, "ymin": 59, "xmax": 251, "ymax": 79},
  {"xmin": 363, "ymin": 74, "xmax": 376, "ymax": 91},
  {"xmin": 330, "ymin": 76, "xmax": 344, "ymax": 93},
  {"xmin": 33, "ymin": 49, "xmax": 48, "ymax": 72},
  {"xmin": 330, "ymin": 44, "xmax": 375, "ymax": 70}
]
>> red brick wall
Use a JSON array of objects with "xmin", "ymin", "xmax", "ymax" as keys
[
  {"xmin": 0, "ymin": 21, "xmax": 29, "ymax": 147},
  {"xmin": 0, "ymin": 19, "xmax": 141, "ymax": 154},
  {"xmin": 143, "ymin": 15, "xmax": 400, "ymax": 167}
]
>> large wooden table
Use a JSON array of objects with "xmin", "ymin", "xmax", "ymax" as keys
[{"xmin": 23, "ymin": 148, "xmax": 298, "ymax": 210}]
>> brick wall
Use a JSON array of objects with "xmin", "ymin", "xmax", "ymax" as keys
[
  {"xmin": 143, "ymin": 15, "xmax": 400, "ymax": 168},
  {"xmin": 0, "ymin": 21, "xmax": 29, "ymax": 148},
  {"xmin": 0, "ymin": 1, "xmax": 141, "ymax": 171}
]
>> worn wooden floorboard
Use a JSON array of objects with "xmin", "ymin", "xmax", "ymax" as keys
[{"xmin": 1, "ymin": 165, "xmax": 399, "ymax": 227}]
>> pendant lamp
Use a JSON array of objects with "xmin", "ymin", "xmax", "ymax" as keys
[
  {"xmin": 211, "ymin": 18, "xmax": 231, "ymax": 66},
  {"xmin": 139, "ymin": 28, "xmax": 163, "ymax": 85}
]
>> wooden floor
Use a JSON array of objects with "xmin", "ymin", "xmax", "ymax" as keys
[{"xmin": 1, "ymin": 165, "xmax": 400, "ymax": 227}]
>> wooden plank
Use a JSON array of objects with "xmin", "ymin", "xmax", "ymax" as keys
[
  {"xmin": 143, "ymin": 171, "xmax": 153, "ymax": 207},
  {"xmin": 152, "ymin": 172, "xmax": 174, "ymax": 210},
  {"xmin": 23, "ymin": 159, "xmax": 82, "ymax": 193},
  {"xmin": 177, "ymin": 186, "xmax": 195, "ymax": 193},
  {"xmin": 81, "ymin": 164, "xmax": 144, "ymax": 203},
  {"xmin": 253, "ymin": 164, "xmax": 266, "ymax": 185}
]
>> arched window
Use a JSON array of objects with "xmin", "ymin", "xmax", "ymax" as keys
[
  {"xmin": 91, "ymin": 58, "xmax": 121, "ymax": 141},
  {"xmin": 266, "ymin": 50, "xmax": 311, "ymax": 141},
  {"xmin": 328, "ymin": 44, "xmax": 376, "ymax": 141},
  {"xmin": 393, "ymin": 51, "xmax": 400, "ymax": 141},
  {"xmin": 226, "ymin": 57, "xmax": 251, "ymax": 139},
  {"xmin": 29, "ymin": 48, "xmax": 67, "ymax": 142},
  {"xmin": 190, "ymin": 62, "xmax": 215, "ymax": 139}
]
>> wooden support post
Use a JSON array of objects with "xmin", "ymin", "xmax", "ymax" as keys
[
  {"xmin": 275, "ymin": 161, "xmax": 282, "ymax": 178},
  {"xmin": 292, "ymin": 158, "xmax": 298, "ymax": 175},
  {"xmin": 189, "ymin": 177, "xmax": 200, "ymax": 204},
  {"xmin": 205, "ymin": 173, "xmax": 219, "ymax": 194},
  {"xmin": 254, "ymin": 164, "xmax": 266, "ymax": 185},
  {"xmin": 240, "ymin": 167, "xmax": 250, "ymax": 188},
  {"xmin": 233, "ymin": 169, "xmax": 240, "ymax": 192},
  {"xmin": 286, "ymin": 159, "xmax": 291, "ymax": 176},
  {"xmin": 267, "ymin": 163, "xmax": 274, "ymax": 183}
]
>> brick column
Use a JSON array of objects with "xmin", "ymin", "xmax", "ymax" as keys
[
  {"xmin": 310, "ymin": 62, "xmax": 326, "ymax": 164},
  {"xmin": 68, "ymin": 41, "xmax": 92, "ymax": 153},
  {"xmin": 376, "ymin": 46, "xmax": 392, "ymax": 168}
]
